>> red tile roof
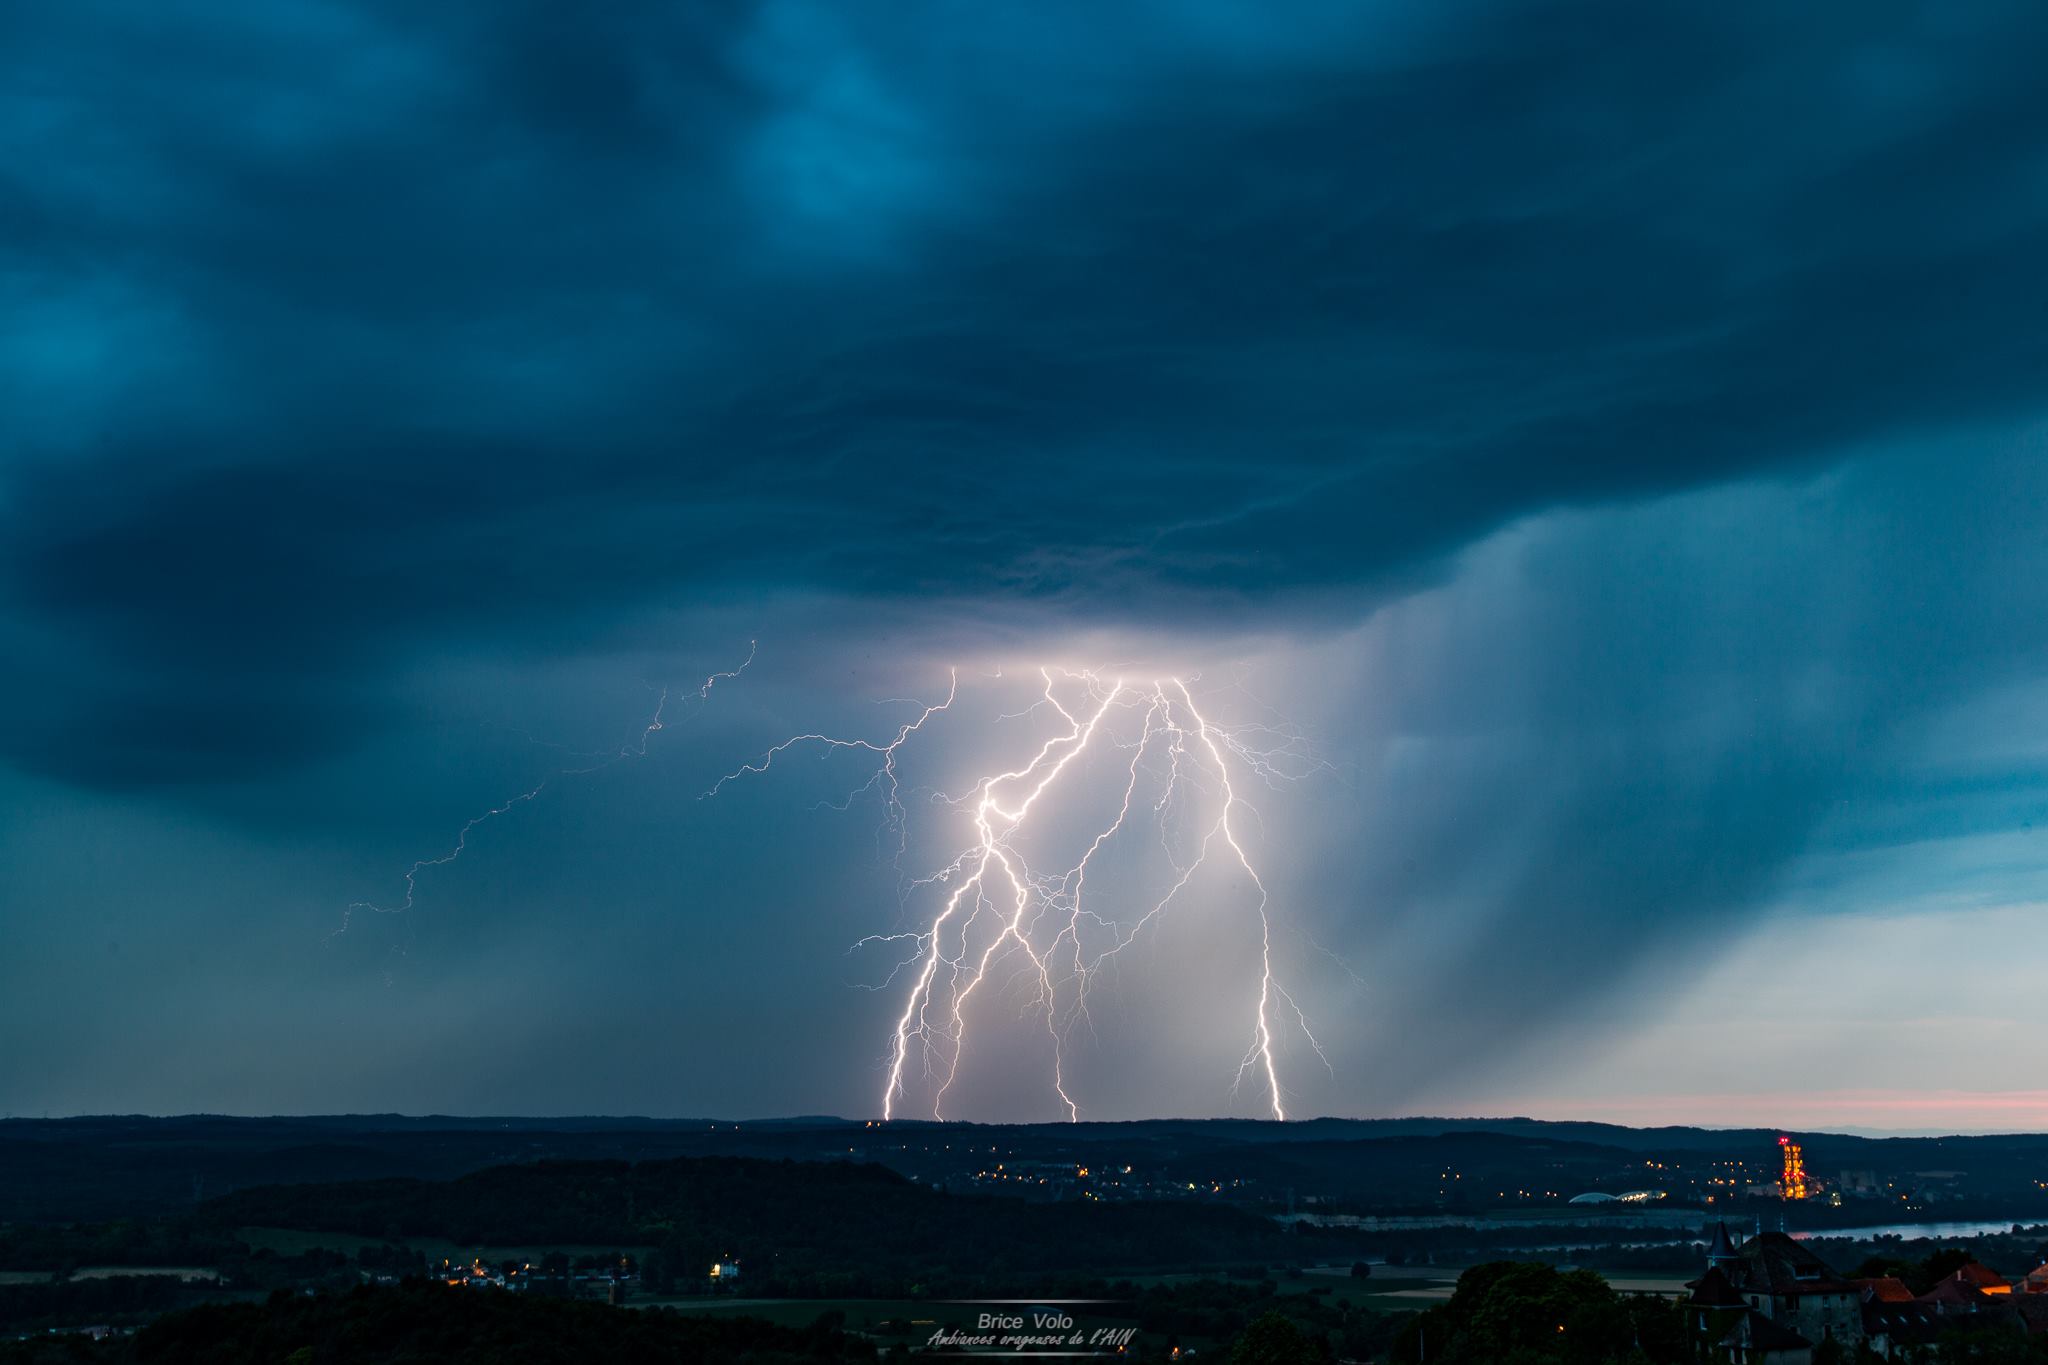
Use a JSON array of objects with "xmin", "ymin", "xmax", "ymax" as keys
[
  {"xmin": 1857, "ymin": 1277, "xmax": 1914, "ymax": 1303},
  {"xmin": 1918, "ymin": 1278, "xmax": 1990, "ymax": 1311},
  {"xmin": 1952, "ymin": 1263, "xmax": 2012, "ymax": 1292}
]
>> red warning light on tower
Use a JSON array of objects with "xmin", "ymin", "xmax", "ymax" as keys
[{"xmin": 1778, "ymin": 1136, "xmax": 1808, "ymax": 1201}]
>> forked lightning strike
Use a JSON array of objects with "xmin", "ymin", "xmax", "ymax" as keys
[
  {"xmin": 711, "ymin": 666, "xmax": 1327, "ymax": 1122},
  {"xmin": 336, "ymin": 644, "xmax": 754, "ymax": 947}
]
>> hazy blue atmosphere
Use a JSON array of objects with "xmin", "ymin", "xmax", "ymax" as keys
[{"xmin": 5, "ymin": 1, "xmax": 2048, "ymax": 1128}]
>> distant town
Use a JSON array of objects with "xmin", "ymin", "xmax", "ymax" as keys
[{"xmin": 8, "ymin": 1115, "xmax": 2048, "ymax": 1362}]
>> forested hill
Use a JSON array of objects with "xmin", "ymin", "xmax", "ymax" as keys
[
  {"xmin": 199, "ymin": 1156, "xmax": 1306, "ymax": 1284},
  {"xmin": 18, "ymin": 1115, "xmax": 2048, "ymax": 1228},
  {"xmin": 0, "ymin": 1281, "xmax": 879, "ymax": 1365}
]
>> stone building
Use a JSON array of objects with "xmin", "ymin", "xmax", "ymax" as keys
[{"xmin": 1685, "ymin": 1223, "xmax": 1862, "ymax": 1363}]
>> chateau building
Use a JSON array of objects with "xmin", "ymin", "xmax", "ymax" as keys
[
  {"xmin": 1686, "ymin": 1224, "xmax": 1863, "ymax": 1362},
  {"xmin": 1686, "ymin": 1222, "xmax": 2042, "ymax": 1362}
]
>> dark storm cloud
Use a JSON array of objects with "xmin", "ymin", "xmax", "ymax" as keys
[
  {"xmin": 4, "ymin": 0, "xmax": 2047, "ymax": 798},
  {"xmin": 1306, "ymin": 447, "xmax": 2048, "ymax": 1105}
]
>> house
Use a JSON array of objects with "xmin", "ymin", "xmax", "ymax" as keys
[
  {"xmin": 1917, "ymin": 1277, "xmax": 1990, "ymax": 1317},
  {"xmin": 1728, "ymin": 1231, "xmax": 1864, "ymax": 1344},
  {"xmin": 1860, "ymin": 1300, "xmax": 1945, "ymax": 1359},
  {"xmin": 1685, "ymin": 1224, "xmax": 1864, "ymax": 1363},
  {"xmin": 1719, "ymin": 1311, "xmax": 1813, "ymax": 1365},
  {"xmin": 1854, "ymin": 1277, "xmax": 1913, "ymax": 1304},
  {"xmin": 1946, "ymin": 1262, "xmax": 2012, "ymax": 1296}
]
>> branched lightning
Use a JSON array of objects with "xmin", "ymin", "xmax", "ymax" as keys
[
  {"xmin": 335, "ymin": 642, "xmax": 755, "ymax": 949},
  {"xmin": 339, "ymin": 645, "xmax": 1331, "ymax": 1120},
  {"xmin": 712, "ymin": 665, "xmax": 1327, "ymax": 1122}
]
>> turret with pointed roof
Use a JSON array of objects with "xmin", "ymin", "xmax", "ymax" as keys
[
  {"xmin": 1706, "ymin": 1220, "xmax": 1740, "ymax": 1275},
  {"xmin": 1685, "ymin": 1226, "xmax": 1867, "ymax": 1352}
]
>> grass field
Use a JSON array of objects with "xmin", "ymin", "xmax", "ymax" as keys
[
  {"xmin": 72, "ymin": 1266, "xmax": 221, "ymax": 1282},
  {"xmin": 223, "ymin": 1232, "xmax": 1692, "ymax": 1312},
  {"xmin": 0, "ymin": 1266, "xmax": 222, "ymax": 1285},
  {"xmin": 236, "ymin": 1226, "xmax": 651, "ymax": 1266}
]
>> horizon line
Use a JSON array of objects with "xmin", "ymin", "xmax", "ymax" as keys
[{"xmin": 7, "ymin": 1108, "xmax": 2048, "ymax": 1141}]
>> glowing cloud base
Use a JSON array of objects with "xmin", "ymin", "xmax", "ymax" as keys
[{"xmin": 711, "ymin": 668, "xmax": 1326, "ymax": 1122}]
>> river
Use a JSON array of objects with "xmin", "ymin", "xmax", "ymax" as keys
[{"xmin": 1792, "ymin": 1219, "xmax": 2048, "ymax": 1242}]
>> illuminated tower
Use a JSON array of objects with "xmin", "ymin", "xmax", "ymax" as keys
[{"xmin": 1778, "ymin": 1136, "xmax": 1807, "ymax": 1201}]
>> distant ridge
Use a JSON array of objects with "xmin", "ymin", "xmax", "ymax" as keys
[
  {"xmin": 12, "ymin": 1111, "xmax": 2048, "ymax": 1225},
  {"xmin": 4, "ymin": 1112, "xmax": 2007, "ymax": 1142}
]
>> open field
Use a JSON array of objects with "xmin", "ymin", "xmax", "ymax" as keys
[
  {"xmin": 0, "ymin": 1266, "xmax": 220, "ymax": 1285},
  {"xmin": 1593, "ymin": 1275, "xmax": 1692, "ymax": 1298},
  {"xmin": 237, "ymin": 1226, "xmax": 651, "ymax": 1266},
  {"xmin": 72, "ymin": 1266, "xmax": 220, "ymax": 1282}
]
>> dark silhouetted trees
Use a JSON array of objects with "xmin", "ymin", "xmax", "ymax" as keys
[{"xmin": 1390, "ymin": 1261, "xmax": 1683, "ymax": 1365}]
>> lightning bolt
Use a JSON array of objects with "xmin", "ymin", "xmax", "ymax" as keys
[
  {"xmin": 712, "ymin": 664, "xmax": 1328, "ymax": 1122},
  {"xmin": 335, "ymin": 642, "xmax": 755, "ymax": 952}
]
